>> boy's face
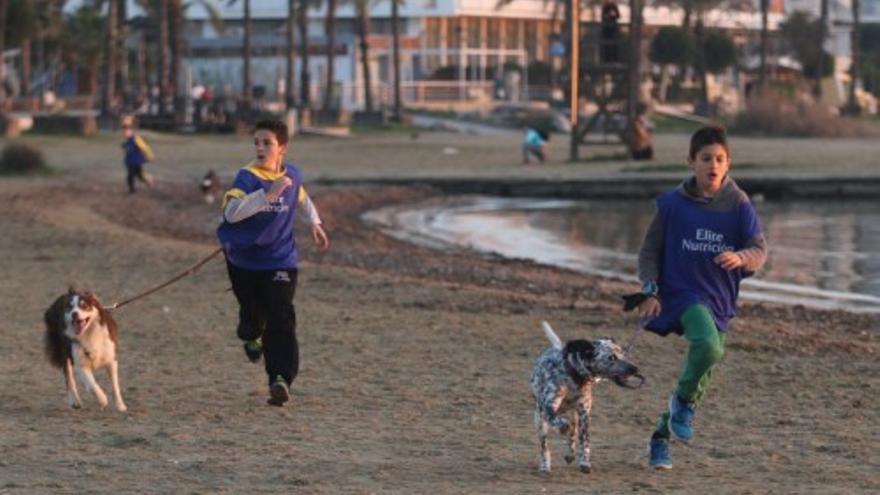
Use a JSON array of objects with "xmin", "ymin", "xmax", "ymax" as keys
[
  {"xmin": 121, "ymin": 124, "xmax": 133, "ymax": 138},
  {"xmin": 253, "ymin": 130, "xmax": 288, "ymax": 168},
  {"xmin": 689, "ymin": 143, "xmax": 730, "ymax": 194}
]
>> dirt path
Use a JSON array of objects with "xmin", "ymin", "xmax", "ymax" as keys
[{"xmin": 0, "ymin": 178, "xmax": 877, "ymax": 494}]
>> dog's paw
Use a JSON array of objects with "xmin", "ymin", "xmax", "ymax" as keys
[
  {"xmin": 579, "ymin": 464, "xmax": 592, "ymax": 474},
  {"xmin": 556, "ymin": 418, "xmax": 571, "ymax": 435},
  {"xmin": 96, "ymin": 394, "xmax": 109, "ymax": 408},
  {"xmin": 564, "ymin": 454, "xmax": 575, "ymax": 464},
  {"xmin": 115, "ymin": 401, "xmax": 128, "ymax": 413},
  {"xmin": 537, "ymin": 468, "xmax": 551, "ymax": 478},
  {"xmin": 69, "ymin": 400, "xmax": 82, "ymax": 409}
]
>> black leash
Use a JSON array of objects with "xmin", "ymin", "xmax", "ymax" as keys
[{"xmin": 107, "ymin": 247, "xmax": 223, "ymax": 311}]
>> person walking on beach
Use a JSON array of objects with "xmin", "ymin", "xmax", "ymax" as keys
[
  {"xmin": 632, "ymin": 126, "xmax": 768, "ymax": 469},
  {"xmin": 522, "ymin": 127, "xmax": 549, "ymax": 164},
  {"xmin": 120, "ymin": 118, "xmax": 155, "ymax": 193},
  {"xmin": 217, "ymin": 119, "xmax": 330, "ymax": 406}
]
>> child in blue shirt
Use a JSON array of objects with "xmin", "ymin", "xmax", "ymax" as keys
[
  {"xmin": 121, "ymin": 121, "xmax": 155, "ymax": 193},
  {"xmin": 217, "ymin": 119, "xmax": 329, "ymax": 406},
  {"xmin": 522, "ymin": 127, "xmax": 549, "ymax": 164},
  {"xmin": 634, "ymin": 126, "xmax": 768, "ymax": 469}
]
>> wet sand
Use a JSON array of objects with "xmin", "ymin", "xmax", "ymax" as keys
[{"xmin": 0, "ymin": 170, "xmax": 877, "ymax": 493}]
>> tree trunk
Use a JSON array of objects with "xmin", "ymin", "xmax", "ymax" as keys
[
  {"xmin": 21, "ymin": 38, "xmax": 31, "ymax": 97},
  {"xmin": 391, "ymin": 0, "xmax": 403, "ymax": 121},
  {"xmin": 758, "ymin": 0, "xmax": 768, "ymax": 92},
  {"xmin": 171, "ymin": 0, "xmax": 185, "ymax": 123},
  {"xmin": 137, "ymin": 32, "xmax": 147, "ymax": 107},
  {"xmin": 846, "ymin": 0, "xmax": 861, "ymax": 114},
  {"xmin": 119, "ymin": 0, "xmax": 130, "ymax": 110},
  {"xmin": 627, "ymin": 0, "xmax": 644, "ymax": 154},
  {"xmin": 286, "ymin": 0, "xmax": 296, "ymax": 109},
  {"xmin": 323, "ymin": 0, "xmax": 337, "ymax": 110},
  {"xmin": 103, "ymin": 0, "xmax": 118, "ymax": 118},
  {"xmin": 357, "ymin": 4, "xmax": 373, "ymax": 112},
  {"xmin": 814, "ymin": 0, "xmax": 829, "ymax": 97},
  {"xmin": 298, "ymin": 0, "xmax": 311, "ymax": 107},
  {"xmin": 242, "ymin": 0, "xmax": 252, "ymax": 111},
  {"xmin": 694, "ymin": 18, "xmax": 709, "ymax": 115},
  {"xmin": 0, "ymin": 0, "xmax": 7, "ymax": 103},
  {"xmin": 158, "ymin": 0, "xmax": 171, "ymax": 116}
]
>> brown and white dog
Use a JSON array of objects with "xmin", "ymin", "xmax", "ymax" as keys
[{"xmin": 43, "ymin": 288, "xmax": 127, "ymax": 412}]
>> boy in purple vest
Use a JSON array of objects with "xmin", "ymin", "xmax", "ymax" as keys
[
  {"xmin": 217, "ymin": 119, "xmax": 329, "ymax": 406},
  {"xmin": 634, "ymin": 126, "xmax": 768, "ymax": 469}
]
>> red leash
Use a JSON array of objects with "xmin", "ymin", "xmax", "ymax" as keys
[{"xmin": 107, "ymin": 247, "xmax": 223, "ymax": 310}]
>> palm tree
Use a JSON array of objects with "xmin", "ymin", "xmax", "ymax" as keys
[
  {"xmin": 354, "ymin": 0, "xmax": 374, "ymax": 112},
  {"xmin": 758, "ymin": 0, "xmax": 768, "ymax": 91},
  {"xmin": 0, "ymin": 0, "xmax": 8, "ymax": 102},
  {"xmin": 814, "ymin": 0, "xmax": 828, "ymax": 97},
  {"xmin": 6, "ymin": 0, "xmax": 38, "ymax": 97},
  {"xmin": 170, "ymin": 0, "xmax": 185, "ymax": 122},
  {"xmin": 390, "ymin": 0, "xmax": 403, "ymax": 121},
  {"xmin": 103, "ymin": 0, "xmax": 119, "ymax": 117},
  {"xmin": 322, "ymin": 0, "xmax": 338, "ymax": 111},
  {"xmin": 286, "ymin": 0, "xmax": 296, "ymax": 109},
  {"xmin": 62, "ymin": 6, "xmax": 106, "ymax": 102},
  {"xmin": 158, "ymin": 0, "xmax": 171, "ymax": 115},
  {"xmin": 298, "ymin": 0, "xmax": 311, "ymax": 107},
  {"xmin": 242, "ymin": 0, "xmax": 252, "ymax": 111},
  {"xmin": 846, "ymin": 0, "xmax": 861, "ymax": 114}
]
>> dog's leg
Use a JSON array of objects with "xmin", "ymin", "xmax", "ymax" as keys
[
  {"xmin": 576, "ymin": 385, "xmax": 594, "ymax": 473},
  {"xmin": 542, "ymin": 387, "xmax": 571, "ymax": 434},
  {"xmin": 107, "ymin": 361, "xmax": 127, "ymax": 412},
  {"xmin": 63, "ymin": 358, "xmax": 82, "ymax": 409},
  {"xmin": 534, "ymin": 406, "xmax": 551, "ymax": 474},
  {"xmin": 565, "ymin": 412, "xmax": 578, "ymax": 465},
  {"xmin": 75, "ymin": 362, "xmax": 109, "ymax": 408}
]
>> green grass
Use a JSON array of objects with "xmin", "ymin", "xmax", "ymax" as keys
[{"xmin": 651, "ymin": 114, "xmax": 705, "ymax": 134}]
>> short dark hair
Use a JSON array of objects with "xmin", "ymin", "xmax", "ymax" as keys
[
  {"xmin": 688, "ymin": 126, "xmax": 729, "ymax": 160},
  {"xmin": 254, "ymin": 119, "xmax": 289, "ymax": 146}
]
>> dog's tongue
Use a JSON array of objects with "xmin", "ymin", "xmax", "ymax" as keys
[{"xmin": 74, "ymin": 319, "xmax": 87, "ymax": 335}]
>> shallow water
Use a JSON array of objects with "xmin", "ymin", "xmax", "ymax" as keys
[{"xmin": 365, "ymin": 196, "xmax": 880, "ymax": 314}]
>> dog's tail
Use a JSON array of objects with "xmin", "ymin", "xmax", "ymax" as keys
[{"xmin": 541, "ymin": 321, "xmax": 563, "ymax": 350}]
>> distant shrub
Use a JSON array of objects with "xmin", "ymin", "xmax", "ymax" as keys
[
  {"xmin": 730, "ymin": 92, "xmax": 880, "ymax": 138},
  {"xmin": 0, "ymin": 143, "xmax": 51, "ymax": 175}
]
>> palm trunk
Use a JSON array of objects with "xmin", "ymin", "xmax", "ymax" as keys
[
  {"xmin": 627, "ymin": 0, "xmax": 643, "ymax": 154},
  {"xmin": 286, "ymin": 0, "xmax": 296, "ymax": 109},
  {"xmin": 119, "ymin": 0, "xmax": 130, "ymax": 110},
  {"xmin": 158, "ymin": 0, "xmax": 170, "ymax": 116},
  {"xmin": 137, "ymin": 32, "xmax": 147, "ymax": 107},
  {"xmin": 0, "ymin": 0, "xmax": 7, "ymax": 103},
  {"xmin": 758, "ymin": 0, "xmax": 768, "ymax": 92},
  {"xmin": 323, "ymin": 0, "xmax": 337, "ymax": 110},
  {"xmin": 21, "ymin": 38, "xmax": 31, "ymax": 97},
  {"xmin": 171, "ymin": 0, "xmax": 184, "ymax": 123},
  {"xmin": 357, "ymin": 3, "xmax": 373, "ymax": 112},
  {"xmin": 695, "ymin": 18, "xmax": 709, "ymax": 114},
  {"xmin": 103, "ymin": 0, "xmax": 118, "ymax": 118},
  {"xmin": 391, "ymin": 0, "xmax": 402, "ymax": 121},
  {"xmin": 298, "ymin": 0, "xmax": 311, "ymax": 107},
  {"xmin": 814, "ymin": 0, "xmax": 829, "ymax": 97},
  {"xmin": 242, "ymin": 0, "xmax": 252, "ymax": 111},
  {"xmin": 846, "ymin": 0, "xmax": 861, "ymax": 114}
]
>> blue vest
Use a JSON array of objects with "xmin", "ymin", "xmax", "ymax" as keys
[
  {"xmin": 217, "ymin": 164, "xmax": 302, "ymax": 271},
  {"xmin": 122, "ymin": 136, "xmax": 147, "ymax": 168},
  {"xmin": 646, "ymin": 188, "xmax": 761, "ymax": 335}
]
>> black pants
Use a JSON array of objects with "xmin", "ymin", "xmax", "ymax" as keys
[
  {"xmin": 226, "ymin": 262, "xmax": 299, "ymax": 387},
  {"xmin": 126, "ymin": 165, "xmax": 149, "ymax": 192}
]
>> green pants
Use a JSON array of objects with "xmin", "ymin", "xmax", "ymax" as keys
[{"xmin": 654, "ymin": 304, "xmax": 726, "ymax": 439}]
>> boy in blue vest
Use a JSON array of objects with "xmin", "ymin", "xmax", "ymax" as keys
[
  {"xmin": 120, "ymin": 119, "xmax": 155, "ymax": 193},
  {"xmin": 633, "ymin": 126, "xmax": 768, "ymax": 469},
  {"xmin": 217, "ymin": 119, "xmax": 329, "ymax": 406}
]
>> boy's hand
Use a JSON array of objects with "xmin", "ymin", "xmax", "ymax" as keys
[
  {"xmin": 265, "ymin": 176, "xmax": 293, "ymax": 203},
  {"xmin": 637, "ymin": 297, "xmax": 661, "ymax": 319},
  {"xmin": 312, "ymin": 224, "xmax": 329, "ymax": 251},
  {"xmin": 714, "ymin": 251, "xmax": 744, "ymax": 271}
]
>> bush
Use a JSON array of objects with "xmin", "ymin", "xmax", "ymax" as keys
[
  {"xmin": 729, "ymin": 92, "xmax": 879, "ymax": 137},
  {"xmin": 0, "ymin": 143, "xmax": 51, "ymax": 175}
]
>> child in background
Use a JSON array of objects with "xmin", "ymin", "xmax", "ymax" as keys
[
  {"xmin": 522, "ymin": 127, "xmax": 549, "ymax": 164},
  {"xmin": 632, "ymin": 126, "xmax": 768, "ymax": 470},
  {"xmin": 120, "ymin": 118, "xmax": 155, "ymax": 193}
]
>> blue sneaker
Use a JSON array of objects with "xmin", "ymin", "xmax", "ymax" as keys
[
  {"xmin": 648, "ymin": 436, "xmax": 672, "ymax": 470},
  {"xmin": 667, "ymin": 394, "xmax": 695, "ymax": 442}
]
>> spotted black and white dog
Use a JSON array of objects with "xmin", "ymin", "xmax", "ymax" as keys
[{"xmin": 530, "ymin": 321, "xmax": 642, "ymax": 474}]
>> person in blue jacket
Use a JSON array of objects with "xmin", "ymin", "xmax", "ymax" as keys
[
  {"xmin": 635, "ymin": 126, "xmax": 768, "ymax": 469},
  {"xmin": 120, "ymin": 120, "xmax": 155, "ymax": 193},
  {"xmin": 217, "ymin": 119, "xmax": 329, "ymax": 406},
  {"xmin": 522, "ymin": 127, "xmax": 549, "ymax": 164}
]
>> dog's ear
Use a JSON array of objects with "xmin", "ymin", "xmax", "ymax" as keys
[{"xmin": 44, "ymin": 294, "xmax": 70, "ymax": 368}]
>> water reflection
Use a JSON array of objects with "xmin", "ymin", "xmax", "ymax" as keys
[{"xmin": 364, "ymin": 196, "xmax": 880, "ymax": 313}]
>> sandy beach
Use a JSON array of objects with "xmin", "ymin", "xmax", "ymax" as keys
[{"xmin": 0, "ymin": 131, "xmax": 877, "ymax": 493}]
